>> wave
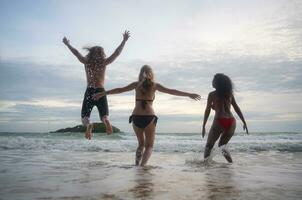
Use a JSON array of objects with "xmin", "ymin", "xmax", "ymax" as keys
[{"xmin": 0, "ymin": 132, "xmax": 301, "ymax": 153}]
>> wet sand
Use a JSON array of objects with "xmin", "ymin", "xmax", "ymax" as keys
[{"xmin": 1, "ymin": 151, "xmax": 301, "ymax": 200}]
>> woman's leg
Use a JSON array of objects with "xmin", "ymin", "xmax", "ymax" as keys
[
  {"xmin": 218, "ymin": 119, "xmax": 236, "ymax": 163},
  {"xmin": 132, "ymin": 124, "xmax": 145, "ymax": 166},
  {"xmin": 140, "ymin": 119, "xmax": 156, "ymax": 166},
  {"xmin": 204, "ymin": 120, "xmax": 223, "ymax": 159}
]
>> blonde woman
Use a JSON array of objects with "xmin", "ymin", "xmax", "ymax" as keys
[{"xmin": 93, "ymin": 65, "xmax": 200, "ymax": 166}]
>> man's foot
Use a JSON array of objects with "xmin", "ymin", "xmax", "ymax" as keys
[
  {"xmin": 103, "ymin": 118, "xmax": 113, "ymax": 135},
  {"xmin": 85, "ymin": 124, "xmax": 93, "ymax": 140}
]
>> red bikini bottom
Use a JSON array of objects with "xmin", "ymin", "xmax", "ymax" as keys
[{"xmin": 217, "ymin": 117, "xmax": 235, "ymax": 131}]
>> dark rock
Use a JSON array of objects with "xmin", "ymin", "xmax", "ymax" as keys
[{"xmin": 52, "ymin": 123, "xmax": 121, "ymax": 133}]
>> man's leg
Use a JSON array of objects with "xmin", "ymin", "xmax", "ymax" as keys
[
  {"xmin": 101, "ymin": 115, "xmax": 113, "ymax": 135},
  {"xmin": 96, "ymin": 92, "xmax": 112, "ymax": 135},
  {"xmin": 81, "ymin": 88, "xmax": 94, "ymax": 140}
]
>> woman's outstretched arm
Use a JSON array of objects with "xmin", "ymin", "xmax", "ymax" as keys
[
  {"xmin": 92, "ymin": 82, "xmax": 137, "ymax": 100},
  {"xmin": 202, "ymin": 93, "xmax": 212, "ymax": 138},
  {"xmin": 231, "ymin": 95, "xmax": 249, "ymax": 134},
  {"xmin": 105, "ymin": 30, "xmax": 130, "ymax": 65},
  {"xmin": 155, "ymin": 83, "xmax": 201, "ymax": 100},
  {"xmin": 62, "ymin": 37, "xmax": 86, "ymax": 64}
]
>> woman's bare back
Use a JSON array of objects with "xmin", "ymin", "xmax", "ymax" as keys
[
  {"xmin": 210, "ymin": 91, "xmax": 233, "ymax": 118},
  {"xmin": 132, "ymin": 82, "xmax": 156, "ymax": 115}
]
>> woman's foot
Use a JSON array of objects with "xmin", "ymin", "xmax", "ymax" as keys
[
  {"xmin": 140, "ymin": 147, "xmax": 153, "ymax": 166},
  {"xmin": 85, "ymin": 124, "xmax": 93, "ymax": 140},
  {"xmin": 204, "ymin": 156, "xmax": 212, "ymax": 166},
  {"xmin": 221, "ymin": 148, "xmax": 233, "ymax": 163},
  {"xmin": 135, "ymin": 148, "xmax": 144, "ymax": 166}
]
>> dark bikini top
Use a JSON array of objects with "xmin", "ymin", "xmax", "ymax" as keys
[
  {"xmin": 136, "ymin": 95, "xmax": 155, "ymax": 102},
  {"xmin": 136, "ymin": 98, "xmax": 154, "ymax": 102},
  {"xmin": 136, "ymin": 95, "xmax": 155, "ymax": 109}
]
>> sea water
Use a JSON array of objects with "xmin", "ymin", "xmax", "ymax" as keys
[{"xmin": 0, "ymin": 132, "xmax": 301, "ymax": 200}]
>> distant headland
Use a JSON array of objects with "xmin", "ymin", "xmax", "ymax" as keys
[{"xmin": 52, "ymin": 123, "xmax": 121, "ymax": 133}]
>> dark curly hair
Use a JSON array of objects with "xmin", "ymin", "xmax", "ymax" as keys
[{"xmin": 212, "ymin": 73, "xmax": 233, "ymax": 104}]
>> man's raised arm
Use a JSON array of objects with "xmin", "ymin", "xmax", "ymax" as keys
[
  {"xmin": 62, "ymin": 37, "xmax": 86, "ymax": 64},
  {"xmin": 105, "ymin": 30, "xmax": 130, "ymax": 65}
]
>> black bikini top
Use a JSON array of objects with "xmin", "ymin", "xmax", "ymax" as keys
[
  {"xmin": 136, "ymin": 95, "xmax": 155, "ymax": 102},
  {"xmin": 136, "ymin": 95, "xmax": 155, "ymax": 109},
  {"xmin": 136, "ymin": 98, "xmax": 154, "ymax": 102}
]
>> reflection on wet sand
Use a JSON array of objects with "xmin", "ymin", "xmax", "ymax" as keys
[
  {"xmin": 129, "ymin": 167, "xmax": 155, "ymax": 199},
  {"xmin": 204, "ymin": 165, "xmax": 240, "ymax": 200}
]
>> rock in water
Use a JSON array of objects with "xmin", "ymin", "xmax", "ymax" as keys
[{"xmin": 53, "ymin": 123, "xmax": 121, "ymax": 133}]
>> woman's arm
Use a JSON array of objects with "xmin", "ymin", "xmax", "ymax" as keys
[
  {"xmin": 62, "ymin": 37, "xmax": 86, "ymax": 64},
  {"xmin": 202, "ymin": 93, "xmax": 212, "ymax": 138},
  {"xmin": 156, "ymin": 83, "xmax": 201, "ymax": 100},
  {"xmin": 105, "ymin": 30, "xmax": 130, "ymax": 65},
  {"xmin": 92, "ymin": 82, "xmax": 137, "ymax": 100},
  {"xmin": 231, "ymin": 95, "xmax": 249, "ymax": 134}
]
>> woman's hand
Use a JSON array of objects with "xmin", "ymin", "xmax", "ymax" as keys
[
  {"xmin": 62, "ymin": 37, "xmax": 70, "ymax": 45},
  {"xmin": 243, "ymin": 122, "xmax": 249, "ymax": 135},
  {"xmin": 92, "ymin": 92, "xmax": 106, "ymax": 101},
  {"xmin": 189, "ymin": 93, "xmax": 201, "ymax": 101},
  {"xmin": 202, "ymin": 126, "xmax": 206, "ymax": 138},
  {"xmin": 123, "ymin": 30, "xmax": 130, "ymax": 41}
]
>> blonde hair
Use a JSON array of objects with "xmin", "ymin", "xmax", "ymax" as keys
[
  {"xmin": 138, "ymin": 65, "xmax": 154, "ymax": 95},
  {"xmin": 137, "ymin": 65, "xmax": 155, "ymax": 109},
  {"xmin": 139, "ymin": 65, "xmax": 154, "ymax": 80}
]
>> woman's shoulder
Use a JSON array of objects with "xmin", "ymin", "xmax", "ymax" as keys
[
  {"xmin": 153, "ymin": 82, "xmax": 162, "ymax": 89},
  {"xmin": 131, "ymin": 81, "xmax": 139, "ymax": 88},
  {"xmin": 208, "ymin": 91, "xmax": 216, "ymax": 97},
  {"xmin": 132, "ymin": 81, "xmax": 139, "ymax": 84}
]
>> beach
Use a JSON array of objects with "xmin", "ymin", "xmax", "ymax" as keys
[
  {"xmin": 1, "ymin": 0, "xmax": 302, "ymax": 199},
  {"xmin": 0, "ymin": 132, "xmax": 302, "ymax": 200}
]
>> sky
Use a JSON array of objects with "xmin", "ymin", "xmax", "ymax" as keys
[{"xmin": 0, "ymin": 0, "xmax": 302, "ymax": 133}]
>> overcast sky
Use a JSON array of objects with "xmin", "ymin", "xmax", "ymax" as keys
[{"xmin": 0, "ymin": 0, "xmax": 301, "ymax": 133}]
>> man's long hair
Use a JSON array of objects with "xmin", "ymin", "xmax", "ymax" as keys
[{"xmin": 84, "ymin": 46, "xmax": 106, "ymax": 65}]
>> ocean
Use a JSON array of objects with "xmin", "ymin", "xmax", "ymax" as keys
[{"xmin": 0, "ymin": 131, "xmax": 301, "ymax": 200}]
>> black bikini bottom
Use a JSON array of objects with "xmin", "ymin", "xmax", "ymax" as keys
[{"xmin": 129, "ymin": 115, "xmax": 158, "ymax": 129}]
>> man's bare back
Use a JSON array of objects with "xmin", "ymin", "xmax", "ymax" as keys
[{"xmin": 85, "ymin": 63, "xmax": 106, "ymax": 88}]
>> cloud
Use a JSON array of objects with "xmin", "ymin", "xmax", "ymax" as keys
[
  {"xmin": 1, "ymin": 0, "xmax": 302, "ymax": 132},
  {"xmin": 1, "ymin": 52, "xmax": 302, "ymax": 132},
  {"xmin": 0, "ymin": 99, "xmax": 80, "ymax": 111},
  {"xmin": 0, "ymin": 60, "xmax": 82, "ymax": 99}
]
